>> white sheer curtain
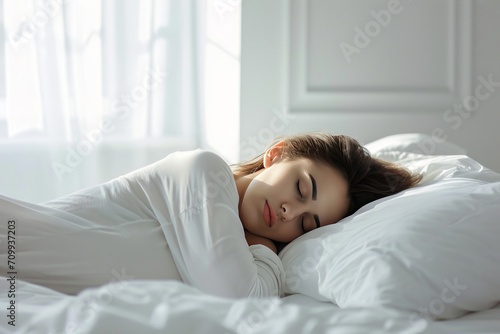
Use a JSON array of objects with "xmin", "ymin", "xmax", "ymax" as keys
[{"xmin": 0, "ymin": 0, "xmax": 204, "ymax": 202}]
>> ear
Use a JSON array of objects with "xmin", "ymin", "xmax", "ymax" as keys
[{"xmin": 263, "ymin": 141, "xmax": 286, "ymax": 168}]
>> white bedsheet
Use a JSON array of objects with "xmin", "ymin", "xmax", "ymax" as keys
[{"xmin": 2, "ymin": 278, "xmax": 500, "ymax": 334}]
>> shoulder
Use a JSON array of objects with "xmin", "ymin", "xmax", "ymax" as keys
[
  {"xmin": 134, "ymin": 149, "xmax": 232, "ymax": 183},
  {"xmin": 169, "ymin": 149, "xmax": 230, "ymax": 175},
  {"xmin": 167, "ymin": 149, "xmax": 238, "ymax": 206},
  {"xmin": 191, "ymin": 149, "xmax": 228, "ymax": 169},
  {"xmin": 188, "ymin": 150, "xmax": 235, "ymax": 193}
]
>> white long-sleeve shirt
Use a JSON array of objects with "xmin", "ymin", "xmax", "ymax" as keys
[{"xmin": 0, "ymin": 149, "xmax": 285, "ymax": 298}]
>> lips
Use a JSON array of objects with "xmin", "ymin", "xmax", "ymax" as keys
[{"xmin": 263, "ymin": 200, "xmax": 276, "ymax": 227}]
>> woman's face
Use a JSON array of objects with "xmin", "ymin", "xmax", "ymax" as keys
[{"xmin": 235, "ymin": 143, "xmax": 350, "ymax": 243}]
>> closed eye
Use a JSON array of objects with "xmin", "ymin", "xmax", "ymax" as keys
[
  {"xmin": 297, "ymin": 180, "xmax": 306, "ymax": 233},
  {"xmin": 297, "ymin": 180, "xmax": 302, "ymax": 198}
]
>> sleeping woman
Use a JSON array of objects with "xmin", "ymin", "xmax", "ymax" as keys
[{"xmin": 0, "ymin": 131, "xmax": 421, "ymax": 298}]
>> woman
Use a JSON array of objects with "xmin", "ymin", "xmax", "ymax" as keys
[
  {"xmin": 236, "ymin": 132, "xmax": 422, "ymax": 253},
  {"xmin": 0, "ymin": 131, "xmax": 421, "ymax": 299}
]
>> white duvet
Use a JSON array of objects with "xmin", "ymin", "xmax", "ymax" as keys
[
  {"xmin": 4, "ymin": 277, "xmax": 500, "ymax": 333},
  {"xmin": 2, "ymin": 133, "xmax": 500, "ymax": 334},
  {"xmin": 0, "ymin": 149, "xmax": 284, "ymax": 299}
]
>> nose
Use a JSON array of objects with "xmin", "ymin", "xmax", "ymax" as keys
[{"xmin": 281, "ymin": 202, "xmax": 306, "ymax": 221}]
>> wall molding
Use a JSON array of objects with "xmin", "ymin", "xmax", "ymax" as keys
[{"xmin": 287, "ymin": 0, "xmax": 473, "ymax": 113}]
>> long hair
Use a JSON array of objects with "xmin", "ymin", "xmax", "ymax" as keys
[{"xmin": 231, "ymin": 131, "xmax": 422, "ymax": 218}]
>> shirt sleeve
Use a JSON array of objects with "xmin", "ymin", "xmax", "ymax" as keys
[{"xmin": 123, "ymin": 149, "xmax": 285, "ymax": 299}]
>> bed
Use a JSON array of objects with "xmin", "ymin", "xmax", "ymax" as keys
[{"xmin": 2, "ymin": 133, "xmax": 500, "ymax": 333}]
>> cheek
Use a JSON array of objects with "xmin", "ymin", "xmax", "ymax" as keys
[
  {"xmin": 242, "ymin": 179, "xmax": 269, "ymax": 214},
  {"xmin": 239, "ymin": 187, "xmax": 260, "ymax": 227},
  {"xmin": 257, "ymin": 166, "xmax": 285, "ymax": 186}
]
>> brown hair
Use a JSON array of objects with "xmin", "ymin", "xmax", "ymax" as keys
[{"xmin": 231, "ymin": 131, "xmax": 422, "ymax": 218}]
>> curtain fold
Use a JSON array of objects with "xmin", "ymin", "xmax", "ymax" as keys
[{"xmin": 0, "ymin": 0, "xmax": 202, "ymax": 203}]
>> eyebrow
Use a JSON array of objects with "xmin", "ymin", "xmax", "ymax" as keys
[{"xmin": 308, "ymin": 173, "xmax": 321, "ymax": 228}]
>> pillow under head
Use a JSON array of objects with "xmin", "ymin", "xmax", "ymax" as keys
[{"xmin": 280, "ymin": 177, "xmax": 500, "ymax": 321}]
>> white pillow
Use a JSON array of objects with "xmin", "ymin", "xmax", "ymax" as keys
[
  {"xmin": 279, "ymin": 177, "xmax": 500, "ymax": 321},
  {"xmin": 364, "ymin": 133, "xmax": 467, "ymax": 157}
]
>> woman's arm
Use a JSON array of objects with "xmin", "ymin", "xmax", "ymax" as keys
[
  {"xmin": 244, "ymin": 230, "xmax": 278, "ymax": 254},
  {"xmin": 135, "ymin": 150, "xmax": 285, "ymax": 299}
]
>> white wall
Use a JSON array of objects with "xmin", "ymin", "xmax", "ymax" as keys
[
  {"xmin": 240, "ymin": 0, "xmax": 500, "ymax": 172},
  {"xmin": 455, "ymin": 0, "xmax": 500, "ymax": 172}
]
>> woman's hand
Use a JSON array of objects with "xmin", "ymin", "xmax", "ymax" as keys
[{"xmin": 244, "ymin": 230, "xmax": 278, "ymax": 254}]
